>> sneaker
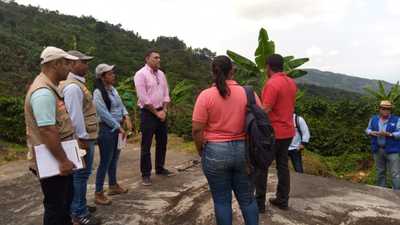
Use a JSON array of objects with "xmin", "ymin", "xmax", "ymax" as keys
[
  {"xmin": 142, "ymin": 176, "xmax": 152, "ymax": 186},
  {"xmin": 72, "ymin": 214, "xmax": 102, "ymax": 225},
  {"xmin": 94, "ymin": 191, "xmax": 111, "ymax": 205},
  {"xmin": 156, "ymin": 168, "xmax": 175, "ymax": 177},
  {"xmin": 269, "ymin": 198, "xmax": 288, "ymax": 210},
  {"xmin": 87, "ymin": 205, "xmax": 96, "ymax": 213},
  {"xmin": 108, "ymin": 183, "xmax": 128, "ymax": 195}
]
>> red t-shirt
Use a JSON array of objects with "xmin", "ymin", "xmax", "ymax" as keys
[
  {"xmin": 262, "ymin": 72, "xmax": 297, "ymax": 139},
  {"xmin": 192, "ymin": 80, "xmax": 261, "ymax": 142}
]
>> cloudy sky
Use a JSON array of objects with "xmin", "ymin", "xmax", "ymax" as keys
[{"xmin": 16, "ymin": 0, "xmax": 400, "ymax": 83}]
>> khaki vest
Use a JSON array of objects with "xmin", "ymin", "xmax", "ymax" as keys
[
  {"xmin": 24, "ymin": 73, "xmax": 75, "ymax": 164},
  {"xmin": 59, "ymin": 76, "xmax": 99, "ymax": 140}
]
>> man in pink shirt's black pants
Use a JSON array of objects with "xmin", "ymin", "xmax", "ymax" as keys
[
  {"xmin": 257, "ymin": 54, "xmax": 297, "ymax": 212},
  {"xmin": 134, "ymin": 50, "xmax": 173, "ymax": 186}
]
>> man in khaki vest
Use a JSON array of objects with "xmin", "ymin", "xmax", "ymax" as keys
[
  {"xmin": 24, "ymin": 46, "xmax": 78, "ymax": 225},
  {"xmin": 59, "ymin": 50, "xmax": 101, "ymax": 225}
]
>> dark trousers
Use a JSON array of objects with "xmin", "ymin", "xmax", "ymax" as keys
[
  {"xmin": 288, "ymin": 149, "xmax": 304, "ymax": 173},
  {"xmin": 255, "ymin": 138, "xmax": 292, "ymax": 208},
  {"xmin": 140, "ymin": 109, "xmax": 168, "ymax": 177},
  {"xmin": 40, "ymin": 175, "xmax": 73, "ymax": 225}
]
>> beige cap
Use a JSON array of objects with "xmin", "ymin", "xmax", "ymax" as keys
[
  {"xmin": 67, "ymin": 50, "xmax": 94, "ymax": 60},
  {"xmin": 40, "ymin": 46, "xmax": 78, "ymax": 64},
  {"xmin": 95, "ymin": 64, "xmax": 115, "ymax": 78},
  {"xmin": 380, "ymin": 100, "xmax": 393, "ymax": 108}
]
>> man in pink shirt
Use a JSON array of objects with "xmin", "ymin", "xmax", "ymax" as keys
[
  {"xmin": 256, "ymin": 54, "xmax": 297, "ymax": 212},
  {"xmin": 134, "ymin": 50, "xmax": 172, "ymax": 186}
]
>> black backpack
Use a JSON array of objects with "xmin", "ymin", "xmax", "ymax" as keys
[{"xmin": 243, "ymin": 86, "xmax": 275, "ymax": 172}]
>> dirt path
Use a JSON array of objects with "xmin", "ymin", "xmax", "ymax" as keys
[{"xmin": 0, "ymin": 138, "xmax": 399, "ymax": 225}]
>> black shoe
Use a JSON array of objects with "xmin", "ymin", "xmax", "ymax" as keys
[
  {"xmin": 142, "ymin": 176, "xmax": 152, "ymax": 186},
  {"xmin": 269, "ymin": 198, "xmax": 289, "ymax": 210},
  {"xmin": 87, "ymin": 205, "xmax": 96, "ymax": 213},
  {"xmin": 156, "ymin": 168, "xmax": 175, "ymax": 177},
  {"xmin": 72, "ymin": 214, "xmax": 101, "ymax": 225}
]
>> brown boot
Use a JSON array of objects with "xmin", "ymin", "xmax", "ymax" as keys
[
  {"xmin": 95, "ymin": 191, "xmax": 111, "ymax": 205},
  {"xmin": 108, "ymin": 183, "xmax": 128, "ymax": 195}
]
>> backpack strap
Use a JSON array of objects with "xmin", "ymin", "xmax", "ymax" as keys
[
  {"xmin": 243, "ymin": 86, "xmax": 256, "ymax": 107},
  {"xmin": 295, "ymin": 114, "xmax": 303, "ymax": 141}
]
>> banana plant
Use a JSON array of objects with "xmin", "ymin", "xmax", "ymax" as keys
[
  {"xmin": 227, "ymin": 28, "xmax": 309, "ymax": 91},
  {"xmin": 364, "ymin": 80, "xmax": 400, "ymax": 104},
  {"xmin": 170, "ymin": 80, "xmax": 194, "ymax": 106}
]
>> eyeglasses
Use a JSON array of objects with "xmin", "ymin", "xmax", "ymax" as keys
[{"xmin": 380, "ymin": 107, "xmax": 392, "ymax": 111}]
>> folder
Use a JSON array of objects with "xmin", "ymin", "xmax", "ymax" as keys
[
  {"xmin": 117, "ymin": 133, "xmax": 127, "ymax": 150},
  {"xmin": 34, "ymin": 139, "xmax": 85, "ymax": 179}
]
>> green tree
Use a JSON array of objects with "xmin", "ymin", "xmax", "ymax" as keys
[{"xmin": 227, "ymin": 28, "xmax": 309, "ymax": 90}]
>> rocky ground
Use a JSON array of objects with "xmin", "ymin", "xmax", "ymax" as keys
[{"xmin": 0, "ymin": 138, "xmax": 399, "ymax": 225}]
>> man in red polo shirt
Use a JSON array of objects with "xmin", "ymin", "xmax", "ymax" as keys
[{"xmin": 256, "ymin": 54, "xmax": 297, "ymax": 212}]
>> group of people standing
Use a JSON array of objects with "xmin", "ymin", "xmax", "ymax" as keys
[
  {"xmin": 24, "ymin": 44, "xmax": 399, "ymax": 225},
  {"xmin": 24, "ymin": 47, "xmax": 172, "ymax": 225},
  {"xmin": 192, "ymin": 54, "xmax": 311, "ymax": 225}
]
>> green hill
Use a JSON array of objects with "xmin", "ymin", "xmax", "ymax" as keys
[
  {"xmin": 0, "ymin": 0, "xmax": 214, "ymax": 96},
  {"xmin": 299, "ymin": 69, "xmax": 395, "ymax": 94}
]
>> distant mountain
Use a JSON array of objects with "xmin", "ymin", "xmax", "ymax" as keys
[{"xmin": 297, "ymin": 69, "xmax": 395, "ymax": 94}]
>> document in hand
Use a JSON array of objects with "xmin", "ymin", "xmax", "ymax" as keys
[
  {"xmin": 34, "ymin": 139, "xmax": 85, "ymax": 179},
  {"xmin": 117, "ymin": 133, "xmax": 127, "ymax": 150}
]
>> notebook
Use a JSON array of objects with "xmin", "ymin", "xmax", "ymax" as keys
[{"xmin": 34, "ymin": 139, "xmax": 85, "ymax": 179}]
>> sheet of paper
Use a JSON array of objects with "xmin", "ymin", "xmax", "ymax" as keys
[
  {"xmin": 34, "ymin": 139, "xmax": 84, "ymax": 179},
  {"xmin": 117, "ymin": 133, "xmax": 127, "ymax": 150}
]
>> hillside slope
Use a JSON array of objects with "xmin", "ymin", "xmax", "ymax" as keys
[
  {"xmin": 0, "ymin": 1, "xmax": 214, "ymax": 96},
  {"xmin": 298, "ymin": 69, "xmax": 395, "ymax": 94}
]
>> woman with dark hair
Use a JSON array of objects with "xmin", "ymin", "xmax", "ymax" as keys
[
  {"xmin": 192, "ymin": 56, "xmax": 259, "ymax": 225},
  {"xmin": 93, "ymin": 63, "xmax": 132, "ymax": 205}
]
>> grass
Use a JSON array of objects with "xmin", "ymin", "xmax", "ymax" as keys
[{"xmin": 0, "ymin": 139, "xmax": 27, "ymax": 165}]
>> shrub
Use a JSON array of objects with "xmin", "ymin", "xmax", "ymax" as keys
[{"xmin": 0, "ymin": 96, "xmax": 25, "ymax": 143}]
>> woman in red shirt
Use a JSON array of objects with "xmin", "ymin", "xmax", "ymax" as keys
[{"xmin": 192, "ymin": 56, "xmax": 259, "ymax": 225}]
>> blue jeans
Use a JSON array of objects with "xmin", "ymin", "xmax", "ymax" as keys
[
  {"xmin": 95, "ymin": 124, "xmax": 121, "ymax": 193},
  {"xmin": 373, "ymin": 148, "xmax": 400, "ymax": 190},
  {"xmin": 202, "ymin": 141, "xmax": 259, "ymax": 225},
  {"xmin": 288, "ymin": 149, "xmax": 304, "ymax": 173},
  {"xmin": 71, "ymin": 141, "xmax": 95, "ymax": 217}
]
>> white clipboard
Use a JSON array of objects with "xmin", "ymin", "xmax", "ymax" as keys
[
  {"xmin": 117, "ymin": 133, "xmax": 127, "ymax": 150},
  {"xmin": 34, "ymin": 139, "xmax": 85, "ymax": 179}
]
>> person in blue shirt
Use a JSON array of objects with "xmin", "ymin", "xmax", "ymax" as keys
[
  {"xmin": 366, "ymin": 100, "xmax": 400, "ymax": 190},
  {"xmin": 93, "ymin": 63, "xmax": 132, "ymax": 205}
]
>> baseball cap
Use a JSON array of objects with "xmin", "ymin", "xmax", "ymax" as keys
[
  {"xmin": 95, "ymin": 64, "xmax": 115, "ymax": 78},
  {"xmin": 40, "ymin": 46, "xmax": 78, "ymax": 64},
  {"xmin": 67, "ymin": 50, "xmax": 94, "ymax": 60}
]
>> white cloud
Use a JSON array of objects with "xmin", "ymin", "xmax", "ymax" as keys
[
  {"xmin": 233, "ymin": 0, "xmax": 352, "ymax": 29},
  {"xmin": 382, "ymin": 37, "xmax": 400, "ymax": 57},
  {"xmin": 385, "ymin": 0, "xmax": 400, "ymax": 16},
  {"xmin": 351, "ymin": 41, "xmax": 362, "ymax": 48},
  {"xmin": 306, "ymin": 46, "xmax": 323, "ymax": 57},
  {"xmin": 328, "ymin": 50, "xmax": 340, "ymax": 56}
]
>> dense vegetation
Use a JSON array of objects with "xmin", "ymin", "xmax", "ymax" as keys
[{"xmin": 1, "ymin": 1, "xmax": 399, "ymax": 186}]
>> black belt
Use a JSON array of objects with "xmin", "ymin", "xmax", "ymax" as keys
[{"xmin": 141, "ymin": 107, "xmax": 163, "ymax": 112}]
